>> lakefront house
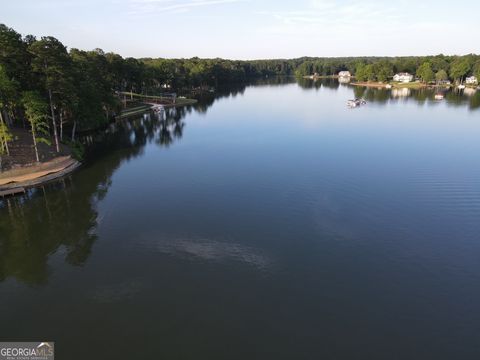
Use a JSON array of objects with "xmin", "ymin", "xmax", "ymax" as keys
[
  {"xmin": 466, "ymin": 76, "xmax": 478, "ymax": 85},
  {"xmin": 338, "ymin": 71, "xmax": 351, "ymax": 77},
  {"xmin": 393, "ymin": 73, "xmax": 414, "ymax": 83}
]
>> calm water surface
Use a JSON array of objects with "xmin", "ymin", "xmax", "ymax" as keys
[{"xmin": 1, "ymin": 79, "xmax": 480, "ymax": 359}]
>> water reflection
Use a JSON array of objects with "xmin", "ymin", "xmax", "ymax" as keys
[
  {"xmin": 0, "ymin": 113, "xmax": 177, "ymax": 284},
  {"xmin": 190, "ymin": 77, "xmax": 295, "ymax": 114},
  {"xmin": 0, "ymin": 84, "xmax": 258, "ymax": 285},
  {"xmin": 0, "ymin": 180, "xmax": 99, "ymax": 284},
  {"xmin": 1, "ymin": 77, "xmax": 479, "ymax": 286},
  {"xmin": 297, "ymin": 77, "xmax": 340, "ymax": 91},
  {"xmin": 300, "ymin": 78, "xmax": 480, "ymax": 110},
  {"xmin": 391, "ymin": 87, "xmax": 411, "ymax": 98},
  {"xmin": 338, "ymin": 76, "xmax": 351, "ymax": 84}
]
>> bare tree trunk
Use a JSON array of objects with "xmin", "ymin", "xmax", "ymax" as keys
[
  {"xmin": 71, "ymin": 120, "xmax": 77, "ymax": 141},
  {"xmin": 31, "ymin": 124, "xmax": 40, "ymax": 163},
  {"xmin": 59, "ymin": 110, "xmax": 64, "ymax": 142},
  {"xmin": 4, "ymin": 110, "xmax": 13, "ymax": 126},
  {"xmin": 48, "ymin": 88, "xmax": 60, "ymax": 153},
  {"xmin": 3, "ymin": 139, "xmax": 8, "ymax": 156},
  {"xmin": 0, "ymin": 111, "xmax": 9, "ymax": 155},
  {"xmin": 0, "ymin": 110, "xmax": 10, "ymax": 155}
]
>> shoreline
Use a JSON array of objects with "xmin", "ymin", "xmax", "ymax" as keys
[
  {"xmin": 350, "ymin": 82, "xmax": 430, "ymax": 89},
  {"xmin": 0, "ymin": 97, "xmax": 197, "ymax": 196},
  {"xmin": 349, "ymin": 81, "xmax": 464, "ymax": 89},
  {"xmin": 303, "ymin": 75, "xmax": 345, "ymax": 80},
  {"xmin": 350, "ymin": 82, "xmax": 391, "ymax": 88},
  {"xmin": 0, "ymin": 156, "xmax": 81, "ymax": 195}
]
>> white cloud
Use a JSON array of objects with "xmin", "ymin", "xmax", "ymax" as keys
[
  {"xmin": 128, "ymin": 0, "xmax": 242, "ymax": 14},
  {"xmin": 261, "ymin": 1, "xmax": 401, "ymax": 28}
]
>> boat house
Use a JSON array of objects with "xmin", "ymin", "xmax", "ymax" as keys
[{"xmin": 338, "ymin": 71, "xmax": 351, "ymax": 77}]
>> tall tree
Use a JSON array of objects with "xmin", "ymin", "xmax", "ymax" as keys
[
  {"xmin": 0, "ymin": 26, "xmax": 28, "ymax": 126},
  {"xmin": 0, "ymin": 119, "xmax": 12, "ymax": 157},
  {"xmin": 435, "ymin": 69, "xmax": 449, "ymax": 83},
  {"xmin": 375, "ymin": 61, "xmax": 394, "ymax": 82},
  {"xmin": 70, "ymin": 49, "xmax": 118, "ymax": 134},
  {"xmin": 0, "ymin": 64, "xmax": 14, "ymax": 162},
  {"xmin": 22, "ymin": 91, "xmax": 50, "ymax": 162},
  {"xmin": 29, "ymin": 36, "xmax": 72, "ymax": 153},
  {"xmin": 417, "ymin": 62, "xmax": 434, "ymax": 83},
  {"xmin": 0, "ymin": 24, "xmax": 31, "ymax": 93},
  {"xmin": 450, "ymin": 58, "xmax": 471, "ymax": 84},
  {"xmin": 473, "ymin": 61, "xmax": 480, "ymax": 82},
  {"xmin": 0, "ymin": 64, "xmax": 17, "ymax": 131}
]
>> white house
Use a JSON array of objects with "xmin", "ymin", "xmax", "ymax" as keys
[
  {"xmin": 393, "ymin": 73, "xmax": 413, "ymax": 83},
  {"xmin": 466, "ymin": 76, "xmax": 478, "ymax": 85},
  {"xmin": 338, "ymin": 71, "xmax": 351, "ymax": 77}
]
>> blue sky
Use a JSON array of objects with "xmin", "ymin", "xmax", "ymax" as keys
[{"xmin": 2, "ymin": 0, "xmax": 479, "ymax": 59}]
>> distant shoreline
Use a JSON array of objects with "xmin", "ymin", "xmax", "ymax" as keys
[
  {"xmin": 303, "ymin": 75, "xmax": 349, "ymax": 80},
  {"xmin": 351, "ymin": 82, "xmax": 455, "ymax": 89}
]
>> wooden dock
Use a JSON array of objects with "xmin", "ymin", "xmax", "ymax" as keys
[{"xmin": 0, "ymin": 187, "xmax": 26, "ymax": 198}]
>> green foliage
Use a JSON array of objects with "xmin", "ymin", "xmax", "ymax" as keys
[
  {"xmin": 0, "ymin": 64, "xmax": 17, "ymax": 102},
  {"xmin": 355, "ymin": 63, "xmax": 375, "ymax": 82},
  {"xmin": 450, "ymin": 58, "xmax": 471, "ymax": 82},
  {"xmin": 0, "ymin": 119, "xmax": 12, "ymax": 154},
  {"xmin": 29, "ymin": 36, "xmax": 72, "ymax": 91},
  {"xmin": 473, "ymin": 61, "xmax": 480, "ymax": 81},
  {"xmin": 374, "ymin": 61, "xmax": 394, "ymax": 82},
  {"xmin": 417, "ymin": 62, "xmax": 435, "ymax": 83},
  {"xmin": 66, "ymin": 140, "xmax": 85, "ymax": 161},
  {"xmin": 0, "ymin": 24, "xmax": 31, "ymax": 90},
  {"xmin": 70, "ymin": 49, "xmax": 118, "ymax": 130},
  {"xmin": 435, "ymin": 69, "xmax": 449, "ymax": 82},
  {"xmin": 430, "ymin": 56, "xmax": 449, "ymax": 73},
  {"xmin": 21, "ymin": 91, "xmax": 50, "ymax": 145},
  {"xmin": 0, "ymin": 63, "xmax": 19, "ymax": 121},
  {"xmin": 355, "ymin": 63, "xmax": 367, "ymax": 81}
]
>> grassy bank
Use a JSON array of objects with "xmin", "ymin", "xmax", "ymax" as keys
[
  {"xmin": 166, "ymin": 98, "xmax": 198, "ymax": 107},
  {"xmin": 116, "ymin": 105, "xmax": 152, "ymax": 119}
]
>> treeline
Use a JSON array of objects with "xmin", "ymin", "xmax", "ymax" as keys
[
  {"xmin": 294, "ymin": 55, "xmax": 480, "ymax": 83},
  {"xmin": 141, "ymin": 58, "xmax": 302, "ymax": 89}
]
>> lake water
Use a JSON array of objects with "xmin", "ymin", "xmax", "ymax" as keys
[{"xmin": 1, "ymin": 79, "xmax": 480, "ymax": 359}]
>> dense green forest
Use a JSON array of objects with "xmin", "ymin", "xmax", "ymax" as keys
[{"xmin": 0, "ymin": 22, "xmax": 479, "ymax": 161}]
